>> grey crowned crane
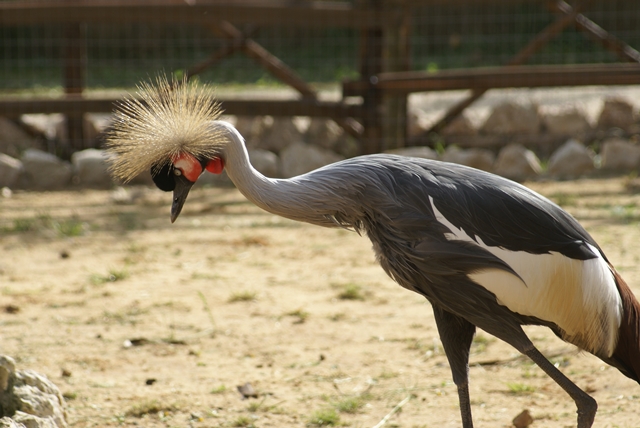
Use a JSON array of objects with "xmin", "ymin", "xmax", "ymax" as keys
[{"xmin": 106, "ymin": 77, "xmax": 640, "ymax": 428}]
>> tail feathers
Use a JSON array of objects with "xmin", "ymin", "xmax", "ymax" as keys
[{"xmin": 609, "ymin": 270, "xmax": 640, "ymax": 383}]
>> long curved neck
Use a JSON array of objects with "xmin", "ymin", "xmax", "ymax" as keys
[{"xmin": 216, "ymin": 122, "xmax": 340, "ymax": 227}]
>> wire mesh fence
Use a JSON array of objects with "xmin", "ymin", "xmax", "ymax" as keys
[{"xmin": 0, "ymin": 0, "xmax": 639, "ymax": 156}]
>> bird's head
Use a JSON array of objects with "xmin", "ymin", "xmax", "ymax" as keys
[{"xmin": 106, "ymin": 75, "xmax": 228, "ymax": 222}]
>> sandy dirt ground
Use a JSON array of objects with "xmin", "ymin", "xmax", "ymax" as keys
[{"xmin": 2, "ymin": 176, "xmax": 640, "ymax": 428}]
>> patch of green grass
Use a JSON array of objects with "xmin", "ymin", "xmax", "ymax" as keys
[
  {"xmin": 90, "ymin": 268, "xmax": 129, "ymax": 285},
  {"xmin": 53, "ymin": 218, "xmax": 86, "ymax": 237},
  {"xmin": 308, "ymin": 408, "xmax": 340, "ymax": 426},
  {"xmin": 284, "ymin": 308, "xmax": 309, "ymax": 324},
  {"xmin": 334, "ymin": 283, "xmax": 366, "ymax": 301},
  {"xmin": 506, "ymin": 382, "xmax": 536, "ymax": 395},
  {"xmin": 333, "ymin": 396, "xmax": 365, "ymax": 414},
  {"xmin": 210, "ymin": 384, "xmax": 227, "ymax": 394},
  {"xmin": 125, "ymin": 399, "xmax": 178, "ymax": 417},
  {"xmin": 232, "ymin": 415, "xmax": 255, "ymax": 427},
  {"xmin": 228, "ymin": 290, "xmax": 257, "ymax": 303}
]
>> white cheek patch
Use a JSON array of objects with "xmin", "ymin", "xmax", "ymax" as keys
[{"xmin": 428, "ymin": 196, "xmax": 622, "ymax": 357}]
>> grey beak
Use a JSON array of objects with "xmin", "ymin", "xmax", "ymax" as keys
[{"xmin": 171, "ymin": 174, "xmax": 195, "ymax": 223}]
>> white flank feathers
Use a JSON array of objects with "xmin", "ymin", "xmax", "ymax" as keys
[{"xmin": 429, "ymin": 197, "xmax": 622, "ymax": 357}]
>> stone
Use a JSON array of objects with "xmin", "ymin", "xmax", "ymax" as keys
[
  {"xmin": 0, "ymin": 117, "xmax": 40, "ymax": 159},
  {"xmin": 279, "ymin": 141, "xmax": 344, "ymax": 178},
  {"xmin": 407, "ymin": 111, "xmax": 427, "ymax": 139},
  {"xmin": 600, "ymin": 137, "xmax": 640, "ymax": 171},
  {"xmin": 258, "ymin": 117, "xmax": 303, "ymax": 154},
  {"xmin": 0, "ymin": 355, "xmax": 66, "ymax": 428},
  {"xmin": 480, "ymin": 101, "xmax": 540, "ymax": 135},
  {"xmin": 306, "ymin": 118, "xmax": 344, "ymax": 151},
  {"xmin": 235, "ymin": 116, "xmax": 270, "ymax": 148},
  {"xmin": 441, "ymin": 114, "xmax": 476, "ymax": 136},
  {"xmin": 71, "ymin": 149, "xmax": 112, "ymax": 188},
  {"xmin": 597, "ymin": 98, "xmax": 635, "ymax": 132},
  {"xmin": 0, "ymin": 154, "xmax": 23, "ymax": 188},
  {"xmin": 0, "ymin": 417, "xmax": 26, "ymax": 428},
  {"xmin": 248, "ymin": 148, "xmax": 279, "ymax": 178},
  {"xmin": 384, "ymin": 146, "xmax": 438, "ymax": 160},
  {"xmin": 541, "ymin": 106, "xmax": 592, "ymax": 136},
  {"xmin": 547, "ymin": 139, "xmax": 595, "ymax": 177},
  {"xmin": 20, "ymin": 150, "xmax": 72, "ymax": 190},
  {"xmin": 493, "ymin": 144, "xmax": 542, "ymax": 181},
  {"xmin": 441, "ymin": 146, "xmax": 494, "ymax": 171},
  {"xmin": 20, "ymin": 115, "xmax": 63, "ymax": 141}
]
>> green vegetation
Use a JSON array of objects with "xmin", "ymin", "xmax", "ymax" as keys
[
  {"xmin": 90, "ymin": 268, "xmax": 129, "ymax": 285},
  {"xmin": 228, "ymin": 290, "xmax": 258, "ymax": 303},
  {"xmin": 334, "ymin": 283, "xmax": 366, "ymax": 301},
  {"xmin": 308, "ymin": 408, "xmax": 340, "ymax": 426}
]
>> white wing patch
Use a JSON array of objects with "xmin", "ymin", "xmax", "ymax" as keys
[{"xmin": 429, "ymin": 197, "xmax": 622, "ymax": 357}]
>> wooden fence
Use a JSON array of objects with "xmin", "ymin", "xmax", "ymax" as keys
[{"xmin": 1, "ymin": 0, "xmax": 639, "ymax": 156}]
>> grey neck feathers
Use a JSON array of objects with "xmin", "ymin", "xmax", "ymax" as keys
[{"xmin": 214, "ymin": 121, "xmax": 342, "ymax": 228}]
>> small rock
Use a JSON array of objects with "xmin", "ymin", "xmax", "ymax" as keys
[
  {"xmin": 384, "ymin": 146, "xmax": 438, "ymax": 160},
  {"xmin": 3, "ymin": 305, "xmax": 20, "ymax": 315},
  {"xmin": 481, "ymin": 101, "xmax": 540, "ymax": 135},
  {"xmin": 441, "ymin": 146, "xmax": 494, "ymax": 171},
  {"xmin": 493, "ymin": 144, "xmax": 542, "ymax": 181},
  {"xmin": 20, "ymin": 150, "xmax": 72, "ymax": 190},
  {"xmin": 547, "ymin": 139, "xmax": 595, "ymax": 178},
  {"xmin": 237, "ymin": 382, "xmax": 258, "ymax": 399},
  {"xmin": 306, "ymin": 118, "xmax": 344, "ymax": 151},
  {"xmin": 0, "ymin": 154, "xmax": 23, "ymax": 189},
  {"xmin": 512, "ymin": 409, "xmax": 534, "ymax": 428},
  {"xmin": 279, "ymin": 141, "xmax": 344, "ymax": 178},
  {"xmin": 145, "ymin": 378, "xmax": 157, "ymax": 386},
  {"xmin": 597, "ymin": 98, "xmax": 635, "ymax": 132},
  {"xmin": 600, "ymin": 138, "xmax": 640, "ymax": 171}
]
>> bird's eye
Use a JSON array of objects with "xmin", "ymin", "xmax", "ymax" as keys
[{"xmin": 173, "ymin": 168, "xmax": 182, "ymax": 177}]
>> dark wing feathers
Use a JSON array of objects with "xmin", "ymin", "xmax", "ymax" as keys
[{"xmin": 367, "ymin": 155, "xmax": 600, "ymax": 261}]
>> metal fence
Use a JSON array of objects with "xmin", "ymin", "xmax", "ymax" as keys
[{"xmin": 1, "ymin": 0, "xmax": 639, "ymax": 155}]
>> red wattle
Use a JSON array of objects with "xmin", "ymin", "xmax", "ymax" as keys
[{"xmin": 206, "ymin": 157, "xmax": 224, "ymax": 174}]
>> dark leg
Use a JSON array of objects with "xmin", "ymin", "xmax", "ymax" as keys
[
  {"xmin": 432, "ymin": 306, "xmax": 477, "ymax": 428},
  {"xmin": 522, "ymin": 346, "xmax": 597, "ymax": 427},
  {"xmin": 471, "ymin": 318, "xmax": 597, "ymax": 428}
]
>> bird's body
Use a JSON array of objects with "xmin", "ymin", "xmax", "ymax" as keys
[{"xmin": 107, "ymin": 77, "xmax": 640, "ymax": 428}]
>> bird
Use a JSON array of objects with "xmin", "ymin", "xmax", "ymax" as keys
[{"xmin": 106, "ymin": 76, "xmax": 640, "ymax": 428}]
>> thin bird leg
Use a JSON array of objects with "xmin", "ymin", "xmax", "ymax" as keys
[
  {"xmin": 432, "ymin": 306, "xmax": 477, "ymax": 428},
  {"xmin": 522, "ymin": 346, "xmax": 597, "ymax": 428}
]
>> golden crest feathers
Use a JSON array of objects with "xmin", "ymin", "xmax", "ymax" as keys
[{"xmin": 105, "ymin": 75, "xmax": 224, "ymax": 182}]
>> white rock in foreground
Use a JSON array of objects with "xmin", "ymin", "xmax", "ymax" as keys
[
  {"xmin": 547, "ymin": 139, "xmax": 595, "ymax": 177},
  {"xmin": 0, "ymin": 355, "xmax": 66, "ymax": 428},
  {"xmin": 493, "ymin": 144, "xmax": 542, "ymax": 181},
  {"xmin": 597, "ymin": 98, "xmax": 635, "ymax": 132},
  {"xmin": 542, "ymin": 106, "xmax": 592, "ymax": 135}
]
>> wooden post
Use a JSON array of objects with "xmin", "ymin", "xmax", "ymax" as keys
[
  {"xmin": 358, "ymin": 0, "xmax": 383, "ymax": 154},
  {"xmin": 63, "ymin": 22, "xmax": 86, "ymax": 158},
  {"xmin": 382, "ymin": 1, "xmax": 410, "ymax": 150}
]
